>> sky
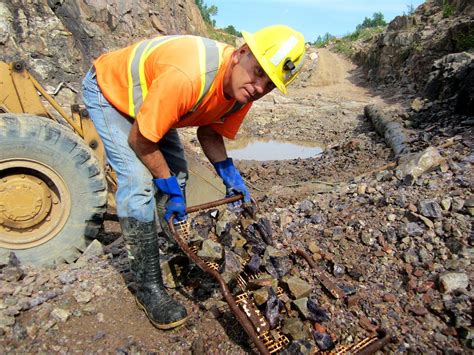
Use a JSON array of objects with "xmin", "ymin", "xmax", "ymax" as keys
[{"xmin": 209, "ymin": 0, "xmax": 425, "ymax": 43}]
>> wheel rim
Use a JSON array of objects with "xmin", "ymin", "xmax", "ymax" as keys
[{"xmin": 0, "ymin": 159, "xmax": 71, "ymax": 249}]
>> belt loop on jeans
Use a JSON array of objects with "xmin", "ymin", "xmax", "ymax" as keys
[{"xmin": 89, "ymin": 65, "xmax": 96, "ymax": 78}]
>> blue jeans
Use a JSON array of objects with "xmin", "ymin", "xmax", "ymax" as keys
[{"xmin": 82, "ymin": 68, "xmax": 188, "ymax": 222}]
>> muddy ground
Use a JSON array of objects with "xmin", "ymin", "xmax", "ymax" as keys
[{"xmin": 1, "ymin": 49, "xmax": 472, "ymax": 354}]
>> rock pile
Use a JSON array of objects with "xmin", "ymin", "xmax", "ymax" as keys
[{"xmin": 176, "ymin": 206, "xmax": 384, "ymax": 353}]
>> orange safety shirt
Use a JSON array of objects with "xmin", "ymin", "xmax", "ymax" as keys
[{"xmin": 94, "ymin": 35, "xmax": 252, "ymax": 142}]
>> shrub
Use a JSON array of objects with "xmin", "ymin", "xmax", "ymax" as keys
[
  {"xmin": 442, "ymin": 0, "xmax": 455, "ymax": 18},
  {"xmin": 312, "ymin": 33, "xmax": 336, "ymax": 47},
  {"xmin": 356, "ymin": 12, "xmax": 387, "ymax": 31},
  {"xmin": 195, "ymin": 0, "xmax": 218, "ymax": 26},
  {"xmin": 223, "ymin": 25, "xmax": 241, "ymax": 37},
  {"xmin": 455, "ymin": 29, "xmax": 474, "ymax": 52}
]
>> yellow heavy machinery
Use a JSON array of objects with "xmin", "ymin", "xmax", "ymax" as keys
[{"xmin": 0, "ymin": 60, "xmax": 224, "ymax": 266}]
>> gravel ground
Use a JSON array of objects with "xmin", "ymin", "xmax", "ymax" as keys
[{"xmin": 1, "ymin": 49, "xmax": 472, "ymax": 354}]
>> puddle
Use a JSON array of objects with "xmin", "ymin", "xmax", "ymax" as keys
[{"xmin": 226, "ymin": 138, "xmax": 323, "ymax": 161}]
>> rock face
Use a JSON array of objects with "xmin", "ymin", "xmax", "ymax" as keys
[
  {"xmin": 424, "ymin": 52, "xmax": 474, "ymax": 115},
  {"xmin": 351, "ymin": 0, "xmax": 474, "ymax": 116},
  {"xmin": 0, "ymin": 0, "xmax": 207, "ymax": 92}
]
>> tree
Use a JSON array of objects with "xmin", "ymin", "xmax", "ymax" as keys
[
  {"xmin": 405, "ymin": 3, "xmax": 415, "ymax": 16},
  {"xmin": 356, "ymin": 12, "xmax": 387, "ymax": 30},
  {"xmin": 195, "ymin": 0, "xmax": 218, "ymax": 25},
  {"xmin": 312, "ymin": 33, "xmax": 335, "ymax": 47},
  {"xmin": 223, "ymin": 25, "xmax": 241, "ymax": 37}
]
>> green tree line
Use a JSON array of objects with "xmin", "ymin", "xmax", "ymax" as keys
[
  {"xmin": 311, "ymin": 12, "xmax": 388, "ymax": 47},
  {"xmin": 195, "ymin": 1, "xmax": 241, "ymax": 37}
]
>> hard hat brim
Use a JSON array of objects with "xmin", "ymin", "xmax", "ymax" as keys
[{"xmin": 242, "ymin": 30, "xmax": 288, "ymax": 95}]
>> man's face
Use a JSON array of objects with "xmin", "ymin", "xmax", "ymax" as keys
[{"xmin": 225, "ymin": 45, "xmax": 276, "ymax": 104}]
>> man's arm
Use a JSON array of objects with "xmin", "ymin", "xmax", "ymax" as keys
[
  {"xmin": 197, "ymin": 125, "xmax": 228, "ymax": 163},
  {"xmin": 128, "ymin": 120, "xmax": 171, "ymax": 178}
]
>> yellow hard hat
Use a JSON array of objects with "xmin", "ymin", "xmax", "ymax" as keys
[{"xmin": 242, "ymin": 25, "xmax": 306, "ymax": 94}]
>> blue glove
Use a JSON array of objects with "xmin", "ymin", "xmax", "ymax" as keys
[
  {"xmin": 213, "ymin": 158, "xmax": 251, "ymax": 203},
  {"xmin": 153, "ymin": 176, "xmax": 187, "ymax": 223}
]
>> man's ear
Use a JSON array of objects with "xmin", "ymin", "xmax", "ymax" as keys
[{"xmin": 233, "ymin": 44, "xmax": 249, "ymax": 64}]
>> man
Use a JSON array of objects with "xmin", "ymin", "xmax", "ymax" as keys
[{"xmin": 82, "ymin": 25, "xmax": 305, "ymax": 330}]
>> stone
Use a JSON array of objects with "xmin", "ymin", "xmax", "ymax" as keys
[
  {"xmin": 307, "ymin": 298, "xmax": 330, "ymax": 323},
  {"xmin": 247, "ymin": 274, "xmax": 278, "ymax": 290},
  {"xmin": 73, "ymin": 291, "xmax": 93, "ymax": 304},
  {"xmin": 359, "ymin": 315, "xmax": 378, "ymax": 332},
  {"xmin": 161, "ymin": 255, "xmax": 188, "ymax": 289},
  {"xmin": 312, "ymin": 330, "xmax": 335, "ymax": 351},
  {"xmin": 418, "ymin": 200, "xmax": 443, "ymax": 219},
  {"xmin": 25, "ymin": 324, "xmax": 39, "ymax": 339},
  {"xmin": 439, "ymin": 273, "xmax": 469, "ymax": 293},
  {"xmin": 403, "ymin": 222, "xmax": 425, "ymax": 237},
  {"xmin": 282, "ymin": 317, "xmax": 306, "ymax": 340},
  {"xmin": 310, "ymin": 213, "xmax": 324, "ymax": 224},
  {"xmin": 332, "ymin": 263, "xmax": 346, "ymax": 277},
  {"xmin": 3, "ymin": 295, "xmax": 16, "ymax": 307},
  {"xmin": 298, "ymin": 200, "xmax": 314, "ymax": 213},
  {"xmin": 280, "ymin": 339, "xmax": 314, "ymax": 354},
  {"xmin": 408, "ymin": 305, "xmax": 428, "ymax": 316},
  {"xmin": 58, "ymin": 271, "xmax": 77, "ymax": 285},
  {"xmin": 252, "ymin": 287, "xmax": 269, "ymax": 306},
  {"xmin": 75, "ymin": 240, "xmax": 104, "ymax": 266},
  {"xmin": 346, "ymin": 295, "xmax": 360, "ymax": 308},
  {"xmin": 230, "ymin": 229, "xmax": 247, "ymax": 249},
  {"xmin": 215, "ymin": 220, "xmax": 230, "ymax": 237},
  {"xmin": 278, "ymin": 210, "xmax": 292, "ymax": 230},
  {"xmin": 246, "ymin": 254, "xmax": 262, "ymax": 273},
  {"xmin": 465, "ymin": 198, "xmax": 474, "ymax": 207},
  {"xmin": 416, "ymin": 213, "xmax": 434, "ymax": 229},
  {"xmin": 2, "ymin": 267, "xmax": 24, "ymax": 282},
  {"xmin": 221, "ymin": 249, "xmax": 243, "ymax": 283},
  {"xmin": 51, "ymin": 308, "xmax": 70, "ymax": 322},
  {"xmin": 284, "ymin": 276, "xmax": 312, "ymax": 299},
  {"xmin": 441, "ymin": 198, "xmax": 452, "ymax": 211},
  {"xmin": 411, "ymin": 97, "xmax": 425, "ymax": 112},
  {"xmin": 293, "ymin": 298, "xmax": 309, "ymax": 318},
  {"xmin": 360, "ymin": 231, "xmax": 376, "ymax": 246},
  {"xmin": 197, "ymin": 240, "xmax": 223, "ymax": 261},
  {"xmin": 264, "ymin": 247, "xmax": 292, "ymax": 278},
  {"xmin": 96, "ymin": 313, "xmax": 105, "ymax": 323},
  {"xmin": 403, "ymin": 249, "xmax": 419, "ymax": 263},
  {"xmin": 451, "ymin": 197, "xmax": 464, "ymax": 212},
  {"xmin": 265, "ymin": 287, "xmax": 280, "ymax": 329},
  {"xmin": 308, "ymin": 242, "xmax": 320, "ymax": 254},
  {"xmin": 467, "ymin": 207, "xmax": 474, "ymax": 216},
  {"xmin": 0, "ymin": 312, "xmax": 15, "ymax": 328},
  {"xmin": 357, "ymin": 183, "xmax": 367, "ymax": 194},
  {"xmin": 465, "ymin": 197, "xmax": 474, "ymax": 216},
  {"xmin": 383, "ymin": 294, "xmax": 397, "ymax": 303},
  {"xmin": 396, "ymin": 147, "xmax": 444, "ymax": 179},
  {"xmin": 0, "ymin": 3, "xmax": 12, "ymax": 45}
]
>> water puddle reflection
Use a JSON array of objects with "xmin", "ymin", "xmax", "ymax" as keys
[{"xmin": 226, "ymin": 138, "xmax": 323, "ymax": 161}]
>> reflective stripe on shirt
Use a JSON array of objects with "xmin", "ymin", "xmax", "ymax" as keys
[{"xmin": 127, "ymin": 35, "xmax": 223, "ymax": 118}]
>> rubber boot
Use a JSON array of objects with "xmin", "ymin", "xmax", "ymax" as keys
[{"xmin": 120, "ymin": 217, "xmax": 188, "ymax": 329}]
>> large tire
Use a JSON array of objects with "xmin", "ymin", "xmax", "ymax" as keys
[{"xmin": 0, "ymin": 113, "xmax": 107, "ymax": 266}]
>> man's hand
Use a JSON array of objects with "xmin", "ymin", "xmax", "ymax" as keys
[
  {"xmin": 213, "ymin": 158, "xmax": 251, "ymax": 203},
  {"xmin": 153, "ymin": 176, "xmax": 187, "ymax": 223}
]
